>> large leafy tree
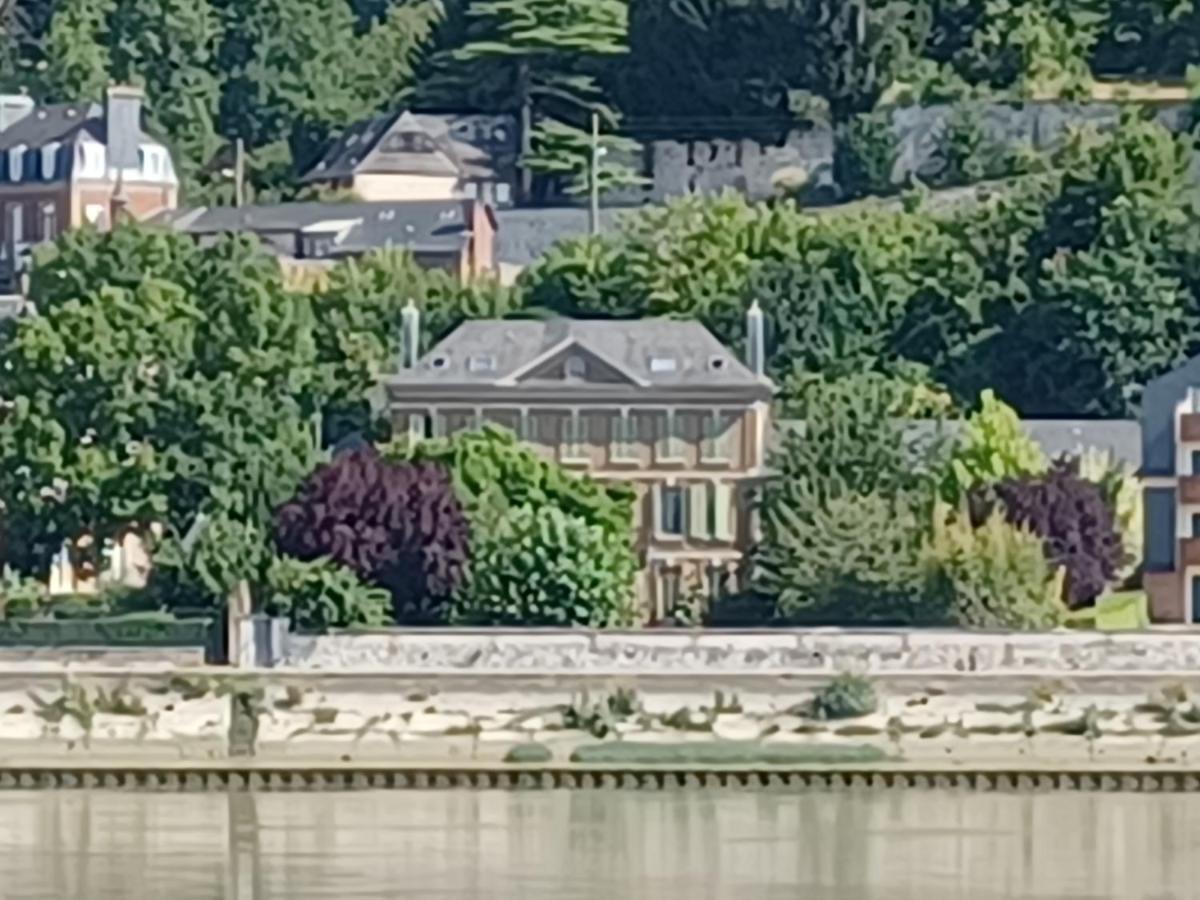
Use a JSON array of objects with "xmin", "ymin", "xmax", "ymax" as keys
[
  {"xmin": 0, "ymin": 226, "xmax": 328, "ymax": 586},
  {"xmin": 427, "ymin": 0, "xmax": 635, "ymax": 200}
]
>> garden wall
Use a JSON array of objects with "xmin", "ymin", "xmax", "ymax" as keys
[{"xmin": 281, "ymin": 628, "xmax": 1200, "ymax": 676}]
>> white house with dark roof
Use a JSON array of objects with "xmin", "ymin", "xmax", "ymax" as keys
[
  {"xmin": 0, "ymin": 85, "xmax": 178, "ymax": 289},
  {"xmin": 301, "ymin": 110, "xmax": 517, "ymax": 206},
  {"xmin": 384, "ymin": 306, "xmax": 775, "ymax": 621}
]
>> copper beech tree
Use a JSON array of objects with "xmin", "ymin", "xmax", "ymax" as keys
[{"xmin": 273, "ymin": 447, "xmax": 470, "ymax": 624}]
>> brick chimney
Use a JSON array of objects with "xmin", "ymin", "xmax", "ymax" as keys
[{"xmin": 104, "ymin": 84, "xmax": 143, "ymax": 171}]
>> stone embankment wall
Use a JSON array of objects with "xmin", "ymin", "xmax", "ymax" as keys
[{"xmin": 281, "ymin": 628, "xmax": 1200, "ymax": 675}]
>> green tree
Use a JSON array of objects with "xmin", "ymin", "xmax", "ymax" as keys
[
  {"xmin": 753, "ymin": 373, "xmax": 951, "ymax": 624},
  {"xmin": 0, "ymin": 226, "xmax": 327, "ymax": 593},
  {"xmin": 441, "ymin": 0, "xmax": 634, "ymax": 199}
]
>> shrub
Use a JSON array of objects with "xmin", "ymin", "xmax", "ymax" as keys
[
  {"xmin": 263, "ymin": 555, "xmax": 391, "ymax": 632},
  {"xmin": 978, "ymin": 459, "xmax": 1125, "ymax": 607},
  {"xmin": 397, "ymin": 428, "xmax": 638, "ymax": 627},
  {"xmin": 922, "ymin": 502, "xmax": 1067, "ymax": 630},
  {"xmin": 504, "ymin": 742, "xmax": 553, "ymax": 764},
  {"xmin": 811, "ymin": 674, "xmax": 878, "ymax": 721},
  {"xmin": 1075, "ymin": 448, "xmax": 1142, "ymax": 584},
  {"xmin": 274, "ymin": 448, "xmax": 470, "ymax": 624},
  {"xmin": 942, "ymin": 390, "xmax": 1047, "ymax": 504},
  {"xmin": 453, "ymin": 504, "xmax": 637, "ymax": 627},
  {"xmin": 0, "ymin": 568, "xmax": 47, "ymax": 620}
]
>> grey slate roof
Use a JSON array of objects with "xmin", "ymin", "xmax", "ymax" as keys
[
  {"xmin": 302, "ymin": 111, "xmax": 516, "ymax": 184},
  {"xmin": 774, "ymin": 418, "xmax": 1142, "ymax": 470},
  {"xmin": 390, "ymin": 318, "xmax": 769, "ymax": 390},
  {"xmin": 494, "ymin": 207, "xmax": 635, "ymax": 267},
  {"xmin": 159, "ymin": 200, "xmax": 479, "ymax": 256}
]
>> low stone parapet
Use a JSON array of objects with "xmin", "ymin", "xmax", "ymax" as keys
[{"xmin": 281, "ymin": 628, "xmax": 1200, "ymax": 675}]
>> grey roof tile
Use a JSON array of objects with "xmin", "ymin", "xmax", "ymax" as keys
[
  {"xmin": 160, "ymin": 200, "xmax": 477, "ymax": 255},
  {"xmin": 390, "ymin": 317, "xmax": 767, "ymax": 390}
]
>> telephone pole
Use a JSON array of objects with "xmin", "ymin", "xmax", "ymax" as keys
[{"xmin": 588, "ymin": 111, "xmax": 600, "ymax": 236}]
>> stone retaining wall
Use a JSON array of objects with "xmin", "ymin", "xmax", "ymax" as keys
[{"xmin": 281, "ymin": 628, "xmax": 1200, "ymax": 675}]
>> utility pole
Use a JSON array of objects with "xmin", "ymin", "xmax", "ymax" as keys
[
  {"xmin": 234, "ymin": 138, "xmax": 245, "ymax": 208},
  {"xmin": 588, "ymin": 110, "xmax": 600, "ymax": 236}
]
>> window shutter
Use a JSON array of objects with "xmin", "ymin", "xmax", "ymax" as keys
[
  {"xmin": 688, "ymin": 483, "xmax": 709, "ymax": 539},
  {"xmin": 713, "ymin": 482, "xmax": 734, "ymax": 542}
]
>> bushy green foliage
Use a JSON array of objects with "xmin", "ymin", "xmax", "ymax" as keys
[
  {"xmin": 942, "ymin": 390, "xmax": 1047, "ymax": 504},
  {"xmin": 263, "ymin": 554, "xmax": 391, "ymax": 631},
  {"xmin": 0, "ymin": 226, "xmax": 325, "ymax": 583},
  {"xmin": 524, "ymin": 112, "xmax": 1200, "ymax": 418},
  {"xmin": 394, "ymin": 427, "xmax": 638, "ymax": 627},
  {"xmin": 1076, "ymin": 448, "xmax": 1142, "ymax": 584},
  {"xmin": 922, "ymin": 502, "xmax": 1067, "ymax": 630},
  {"xmin": 454, "ymin": 503, "xmax": 636, "ymax": 626},
  {"xmin": 811, "ymin": 674, "xmax": 879, "ymax": 721},
  {"xmin": 756, "ymin": 374, "xmax": 951, "ymax": 625}
]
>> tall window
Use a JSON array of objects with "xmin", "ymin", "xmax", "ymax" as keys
[
  {"xmin": 39, "ymin": 202, "xmax": 57, "ymax": 241},
  {"xmin": 8, "ymin": 144, "xmax": 24, "ymax": 182},
  {"xmin": 520, "ymin": 410, "xmax": 539, "ymax": 444},
  {"xmin": 657, "ymin": 410, "xmax": 685, "ymax": 462},
  {"xmin": 611, "ymin": 411, "xmax": 639, "ymax": 462},
  {"xmin": 561, "ymin": 411, "xmax": 589, "ymax": 462},
  {"xmin": 7, "ymin": 203, "xmax": 22, "ymax": 244},
  {"xmin": 701, "ymin": 411, "xmax": 733, "ymax": 462},
  {"xmin": 658, "ymin": 485, "xmax": 685, "ymax": 537},
  {"xmin": 1191, "ymin": 449, "xmax": 1200, "ymax": 475}
]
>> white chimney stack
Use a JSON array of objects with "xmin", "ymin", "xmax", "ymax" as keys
[
  {"xmin": 400, "ymin": 299, "xmax": 420, "ymax": 370},
  {"xmin": 746, "ymin": 300, "xmax": 765, "ymax": 377}
]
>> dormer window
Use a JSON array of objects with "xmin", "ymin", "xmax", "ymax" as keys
[
  {"xmin": 8, "ymin": 144, "xmax": 25, "ymax": 182},
  {"xmin": 649, "ymin": 356, "xmax": 677, "ymax": 373},
  {"xmin": 40, "ymin": 143, "xmax": 58, "ymax": 180},
  {"xmin": 382, "ymin": 132, "xmax": 435, "ymax": 154},
  {"xmin": 467, "ymin": 355, "xmax": 495, "ymax": 373}
]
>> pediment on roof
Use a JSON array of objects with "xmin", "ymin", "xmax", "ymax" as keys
[{"xmin": 498, "ymin": 339, "xmax": 647, "ymax": 387}]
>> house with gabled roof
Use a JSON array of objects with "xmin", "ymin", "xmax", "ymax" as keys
[
  {"xmin": 301, "ymin": 110, "xmax": 517, "ymax": 206},
  {"xmin": 384, "ymin": 306, "xmax": 775, "ymax": 621},
  {"xmin": 0, "ymin": 85, "xmax": 178, "ymax": 289}
]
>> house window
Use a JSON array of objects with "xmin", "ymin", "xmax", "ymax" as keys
[
  {"xmin": 658, "ymin": 566, "xmax": 683, "ymax": 616},
  {"xmin": 710, "ymin": 482, "xmax": 734, "ymax": 542},
  {"xmin": 701, "ymin": 411, "xmax": 734, "ymax": 462},
  {"xmin": 520, "ymin": 410, "xmax": 540, "ymax": 444},
  {"xmin": 1192, "ymin": 576, "xmax": 1200, "ymax": 624},
  {"xmin": 565, "ymin": 356, "xmax": 586, "ymax": 379},
  {"xmin": 8, "ymin": 144, "xmax": 25, "ymax": 181},
  {"xmin": 1191, "ymin": 513, "xmax": 1200, "ymax": 538},
  {"xmin": 656, "ymin": 410, "xmax": 686, "ymax": 462},
  {"xmin": 407, "ymin": 413, "xmax": 426, "ymax": 443},
  {"xmin": 611, "ymin": 411, "xmax": 639, "ymax": 462},
  {"xmin": 1191, "ymin": 450, "xmax": 1200, "ymax": 475},
  {"xmin": 7, "ymin": 203, "xmax": 23, "ymax": 244},
  {"xmin": 658, "ymin": 485, "xmax": 686, "ymax": 537},
  {"xmin": 467, "ymin": 355, "xmax": 495, "ymax": 373},
  {"xmin": 40, "ymin": 143, "xmax": 58, "ymax": 180},
  {"xmin": 561, "ymin": 412, "xmax": 588, "ymax": 462},
  {"xmin": 39, "ymin": 202, "xmax": 57, "ymax": 241},
  {"xmin": 649, "ymin": 356, "xmax": 677, "ymax": 373}
]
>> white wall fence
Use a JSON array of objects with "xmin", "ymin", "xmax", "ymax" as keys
[{"xmin": 280, "ymin": 628, "xmax": 1200, "ymax": 676}]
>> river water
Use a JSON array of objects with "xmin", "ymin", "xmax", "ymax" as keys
[{"xmin": 0, "ymin": 788, "xmax": 1194, "ymax": 899}]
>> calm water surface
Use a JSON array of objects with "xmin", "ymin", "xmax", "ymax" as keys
[{"xmin": 0, "ymin": 788, "xmax": 1195, "ymax": 899}]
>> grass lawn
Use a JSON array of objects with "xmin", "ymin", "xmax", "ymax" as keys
[{"xmin": 568, "ymin": 741, "xmax": 888, "ymax": 766}]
